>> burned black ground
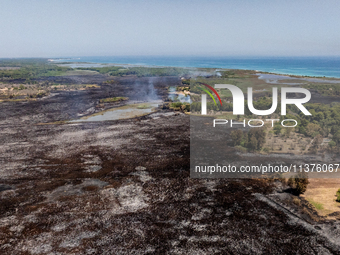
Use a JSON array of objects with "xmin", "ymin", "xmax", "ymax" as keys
[{"xmin": 0, "ymin": 74, "xmax": 340, "ymax": 254}]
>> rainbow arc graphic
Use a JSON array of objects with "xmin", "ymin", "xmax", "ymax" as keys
[
  {"xmin": 197, "ymin": 82, "xmax": 222, "ymax": 106},
  {"xmin": 197, "ymin": 82, "xmax": 222, "ymax": 115}
]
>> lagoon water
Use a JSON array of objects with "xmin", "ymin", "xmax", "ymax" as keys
[{"xmin": 55, "ymin": 56, "xmax": 340, "ymax": 78}]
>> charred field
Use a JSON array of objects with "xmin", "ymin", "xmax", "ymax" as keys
[{"xmin": 1, "ymin": 71, "xmax": 340, "ymax": 254}]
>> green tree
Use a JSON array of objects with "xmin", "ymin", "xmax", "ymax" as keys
[
  {"xmin": 315, "ymin": 112, "xmax": 324, "ymax": 121},
  {"xmin": 329, "ymin": 140, "xmax": 336, "ymax": 148},
  {"xmin": 246, "ymin": 128, "xmax": 266, "ymax": 150},
  {"xmin": 305, "ymin": 123, "xmax": 321, "ymax": 137},
  {"xmin": 230, "ymin": 130, "xmax": 243, "ymax": 146},
  {"xmin": 312, "ymin": 134, "xmax": 323, "ymax": 149},
  {"xmin": 333, "ymin": 131, "xmax": 340, "ymax": 145},
  {"xmin": 248, "ymin": 136, "xmax": 258, "ymax": 151}
]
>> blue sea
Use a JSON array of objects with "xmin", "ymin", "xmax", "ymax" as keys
[{"xmin": 54, "ymin": 56, "xmax": 340, "ymax": 78}]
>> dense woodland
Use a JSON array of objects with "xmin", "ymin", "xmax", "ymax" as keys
[{"xmin": 192, "ymin": 95, "xmax": 340, "ymax": 150}]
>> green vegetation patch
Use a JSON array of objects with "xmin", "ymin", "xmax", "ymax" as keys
[
  {"xmin": 304, "ymin": 84, "xmax": 340, "ymax": 97},
  {"xmin": 170, "ymin": 102, "xmax": 190, "ymax": 112},
  {"xmin": 230, "ymin": 128, "xmax": 266, "ymax": 151},
  {"xmin": 77, "ymin": 66, "xmax": 124, "ymax": 76},
  {"xmin": 309, "ymin": 199, "xmax": 324, "ymax": 210},
  {"xmin": 77, "ymin": 66, "xmax": 189, "ymax": 77},
  {"xmin": 99, "ymin": 97, "xmax": 128, "ymax": 103},
  {"xmin": 0, "ymin": 59, "xmax": 72, "ymax": 80},
  {"xmin": 336, "ymin": 189, "xmax": 340, "ymax": 202},
  {"xmin": 137, "ymin": 104, "xmax": 152, "ymax": 109}
]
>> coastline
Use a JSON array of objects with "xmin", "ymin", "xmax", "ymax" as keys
[
  {"xmin": 52, "ymin": 56, "xmax": 340, "ymax": 79},
  {"xmin": 56, "ymin": 61, "xmax": 340, "ymax": 82}
]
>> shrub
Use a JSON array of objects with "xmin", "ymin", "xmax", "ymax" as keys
[
  {"xmin": 294, "ymin": 172, "xmax": 309, "ymax": 195},
  {"xmin": 287, "ymin": 177, "xmax": 295, "ymax": 188},
  {"xmin": 171, "ymin": 102, "xmax": 183, "ymax": 108},
  {"xmin": 181, "ymin": 103, "xmax": 190, "ymax": 111},
  {"xmin": 170, "ymin": 102, "xmax": 190, "ymax": 112},
  {"xmin": 234, "ymin": 145, "xmax": 247, "ymax": 153},
  {"xmin": 36, "ymin": 92, "xmax": 47, "ymax": 98},
  {"xmin": 262, "ymin": 147, "xmax": 270, "ymax": 153},
  {"xmin": 336, "ymin": 189, "xmax": 340, "ymax": 202},
  {"xmin": 181, "ymin": 79, "xmax": 190, "ymax": 85},
  {"xmin": 287, "ymin": 173, "xmax": 309, "ymax": 196},
  {"xmin": 292, "ymin": 197, "xmax": 301, "ymax": 206}
]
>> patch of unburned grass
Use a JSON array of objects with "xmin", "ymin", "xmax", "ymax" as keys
[
  {"xmin": 99, "ymin": 97, "xmax": 128, "ymax": 103},
  {"xmin": 36, "ymin": 120, "xmax": 69, "ymax": 125},
  {"xmin": 1, "ymin": 98, "xmax": 38, "ymax": 102},
  {"xmin": 308, "ymin": 199, "xmax": 324, "ymax": 210},
  {"xmin": 137, "ymin": 104, "xmax": 152, "ymax": 109},
  {"xmin": 83, "ymin": 84, "xmax": 100, "ymax": 89}
]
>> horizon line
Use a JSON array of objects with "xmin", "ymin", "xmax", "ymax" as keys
[{"xmin": 2, "ymin": 55, "xmax": 340, "ymax": 60}]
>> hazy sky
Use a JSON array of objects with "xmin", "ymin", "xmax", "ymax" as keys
[{"xmin": 0, "ymin": 0, "xmax": 339, "ymax": 58}]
